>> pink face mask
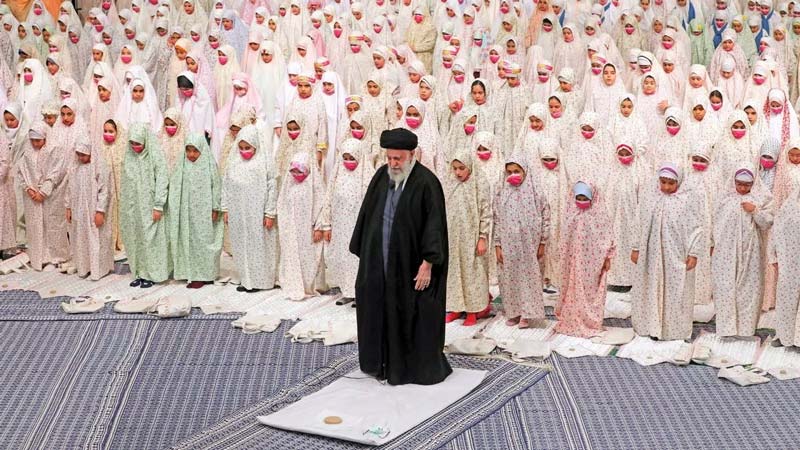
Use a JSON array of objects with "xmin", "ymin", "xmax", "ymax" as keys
[
  {"xmin": 218, "ymin": 55, "xmax": 228, "ymax": 65},
  {"xmin": 476, "ymin": 150, "xmax": 491, "ymax": 160},
  {"xmin": 289, "ymin": 78, "xmax": 298, "ymax": 86},
  {"xmin": 102, "ymin": 1, "xmax": 111, "ymax": 8},
  {"xmin": 131, "ymin": 143, "xmax": 145, "ymax": 153},
  {"xmin": 350, "ymin": 44, "xmax": 361, "ymax": 53},
  {"xmin": 753, "ymin": 75, "xmax": 766, "ymax": 85},
  {"xmin": 288, "ymin": 130, "xmax": 301, "ymax": 140},
  {"xmin": 618, "ymin": 155, "xmax": 634, "ymax": 165},
  {"xmin": 473, "ymin": 39, "xmax": 482, "ymax": 47},
  {"xmin": 537, "ymin": 75, "xmax": 549, "ymax": 83},
  {"xmin": 591, "ymin": 67, "xmax": 601, "ymax": 75},
  {"xmin": 581, "ymin": 130, "xmax": 595, "ymax": 139},
  {"xmin": 506, "ymin": 173, "xmax": 523, "ymax": 186},
  {"xmin": 191, "ymin": 35, "xmax": 201, "ymax": 42},
  {"xmin": 165, "ymin": 125, "xmax": 178, "ymax": 136},
  {"xmin": 453, "ymin": 74, "xmax": 465, "ymax": 83},
  {"xmin": 760, "ymin": 157, "xmax": 776, "ymax": 169},
  {"xmin": 666, "ymin": 125, "xmax": 680, "ymax": 135},
  {"xmin": 292, "ymin": 172, "xmax": 309, "ymax": 182},
  {"xmin": 405, "ymin": 116, "xmax": 421, "ymax": 128},
  {"xmin": 343, "ymin": 160, "xmax": 358, "ymax": 170},
  {"xmin": 575, "ymin": 199, "xmax": 591, "ymax": 209},
  {"xmin": 489, "ymin": 54, "xmax": 500, "ymax": 63},
  {"xmin": 715, "ymin": 19, "xmax": 725, "ymax": 28},
  {"xmin": 95, "ymin": 24, "xmax": 104, "ymax": 32},
  {"xmin": 710, "ymin": 102, "xmax": 722, "ymax": 111},
  {"xmin": 662, "ymin": 41, "xmax": 673, "ymax": 49},
  {"xmin": 313, "ymin": 21, "xmax": 322, "ymax": 29},
  {"xmin": 70, "ymin": 36, "xmax": 79, "ymax": 43},
  {"xmin": 323, "ymin": 85, "xmax": 335, "ymax": 95},
  {"xmin": 149, "ymin": 0, "xmax": 158, "ymax": 4},
  {"xmin": 625, "ymin": 26, "xmax": 634, "ymax": 35},
  {"xmin": 543, "ymin": 160, "xmax": 557, "ymax": 170},
  {"xmin": 125, "ymin": 31, "xmax": 136, "ymax": 39},
  {"xmin": 210, "ymin": 41, "xmax": 220, "ymax": 49},
  {"xmin": 692, "ymin": 162, "xmax": 708, "ymax": 171},
  {"xmin": 551, "ymin": 110, "xmax": 562, "ymax": 119},
  {"xmin": 103, "ymin": 132, "xmax": 116, "ymax": 143},
  {"xmin": 464, "ymin": 123, "xmax": 475, "ymax": 134},
  {"xmin": 239, "ymin": 149, "xmax": 255, "ymax": 160},
  {"xmin": 500, "ymin": 5, "xmax": 510, "ymax": 13},
  {"xmin": 181, "ymin": 88, "xmax": 194, "ymax": 98},
  {"xmin": 121, "ymin": 55, "xmax": 132, "ymax": 63},
  {"xmin": 23, "ymin": 73, "xmax": 33, "ymax": 83},
  {"xmin": 640, "ymin": 66, "xmax": 651, "ymax": 73},
  {"xmin": 731, "ymin": 128, "xmax": 746, "ymax": 139},
  {"xmin": 373, "ymin": 25, "xmax": 382, "ymax": 33},
  {"xmin": 333, "ymin": 28, "xmax": 343, "ymax": 38},
  {"xmin": 542, "ymin": 23, "xmax": 553, "ymax": 32},
  {"xmin": 103, "ymin": 37, "xmax": 112, "ymax": 45},
  {"xmin": 351, "ymin": 128, "xmax": 365, "ymax": 139},
  {"xmin": 414, "ymin": 14, "xmax": 424, "ymax": 23},
  {"xmin": 771, "ymin": 105, "xmax": 784, "ymax": 115},
  {"xmin": 443, "ymin": 60, "xmax": 453, "ymax": 69},
  {"xmin": 34, "ymin": 7, "xmax": 42, "ymax": 15}
]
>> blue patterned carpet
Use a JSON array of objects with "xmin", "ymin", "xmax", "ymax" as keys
[{"xmin": 2, "ymin": 289, "xmax": 800, "ymax": 450}]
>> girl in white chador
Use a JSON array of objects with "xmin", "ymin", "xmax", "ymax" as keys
[
  {"xmin": 322, "ymin": 138, "xmax": 375, "ymax": 304},
  {"xmin": 277, "ymin": 151, "xmax": 327, "ymax": 301},
  {"xmin": 712, "ymin": 164, "xmax": 774, "ymax": 337},
  {"xmin": 222, "ymin": 124, "xmax": 278, "ymax": 292},
  {"xmin": 631, "ymin": 163, "xmax": 703, "ymax": 341},
  {"xmin": 65, "ymin": 142, "xmax": 114, "ymax": 280}
]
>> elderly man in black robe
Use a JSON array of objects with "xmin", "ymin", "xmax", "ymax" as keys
[{"xmin": 349, "ymin": 128, "xmax": 452, "ymax": 386}]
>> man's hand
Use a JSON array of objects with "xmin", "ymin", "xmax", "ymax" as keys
[
  {"xmin": 496, "ymin": 246, "xmax": 504, "ymax": 265},
  {"xmin": 223, "ymin": 212, "xmax": 229, "ymax": 224},
  {"xmin": 631, "ymin": 250, "xmax": 639, "ymax": 264},
  {"xmin": 313, "ymin": 230, "xmax": 323, "ymax": 242},
  {"xmin": 65, "ymin": 208, "xmax": 72, "ymax": 223},
  {"xmin": 212, "ymin": 210, "xmax": 219, "ymax": 222},
  {"xmin": 414, "ymin": 260, "xmax": 432, "ymax": 291},
  {"xmin": 264, "ymin": 217, "xmax": 274, "ymax": 229},
  {"xmin": 686, "ymin": 256, "xmax": 697, "ymax": 271},
  {"xmin": 476, "ymin": 237, "xmax": 487, "ymax": 256},
  {"xmin": 324, "ymin": 230, "xmax": 331, "ymax": 242},
  {"xmin": 152, "ymin": 209, "xmax": 162, "ymax": 222},
  {"xmin": 537, "ymin": 243, "xmax": 545, "ymax": 260},
  {"xmin": 742, "ymin": 202, "xmax": 756, "ymax": 213},
  {"xmin": 602, "ymin": 257, "xmax": 610, "ymax": 272},
  {"xmin": 94, "ymin": 211, "xmax": 105, "ymax": 227}
]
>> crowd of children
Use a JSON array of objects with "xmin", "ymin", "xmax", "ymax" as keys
[{"xmin": 0, "ymin": 0, "xmax": 799, "ymax": 347}]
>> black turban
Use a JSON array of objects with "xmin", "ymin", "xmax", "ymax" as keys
[{"xmin": 380, "ymin": 128, "xmax": 418, "ymax": 150}]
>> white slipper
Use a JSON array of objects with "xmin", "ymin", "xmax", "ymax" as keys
[
  {"xmin": 148, "ymin": 297, "xmax": 191, "ymax": 318},
  {"xmin": 718, "ymin": 366, "xmax": 770, "ymax": 386}
]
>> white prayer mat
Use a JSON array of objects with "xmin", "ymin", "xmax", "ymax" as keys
[
  {"xmin": 617, "ymin": 336, "xmax": 693, "ymax": 366},
  {"xmin": 693, "ymin": 332, "xmax": 762, "ymax": 368},
  {"xmin": 286, "ymin": 299, "xmax": 357, "ymax": 344},
  {"xmin": 755, "ymin": 340, "xmax": 800, "ymax": 380},
  {"xmin": 478, "ymin": 315, "xmax": 557, "ymax": 349},
  {"xmin": 257, "ymin": 368, "xmax": 486, "ymax": 446},
  {"xmin": 548, "ymin": 334, "xmax": 616, "ymax": 358},
  {"xmin": 444, "ymin": 319, "xmax": 487, "ymax": 346}
]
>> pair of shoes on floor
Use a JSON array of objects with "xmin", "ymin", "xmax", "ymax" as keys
[
  {"xmin": 186, "ymin": 281, "xmax": 211, "ymax": 289},
  {"xmin": 130, "ymin": 278, "xmax": 154, "ymax": 288},
  {"xmin": 236, "ymin": 286, "xmax": 261, "ymax": 293}
]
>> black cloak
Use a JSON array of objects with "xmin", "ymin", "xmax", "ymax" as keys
[{"xmin": 349, "ymin": 162, "xmax": 452, "ymax": 385}]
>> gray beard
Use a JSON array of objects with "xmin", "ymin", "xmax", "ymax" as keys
[{"xmin": 388, "ymin": 159, "xmax": 413, "ymax": 187}]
